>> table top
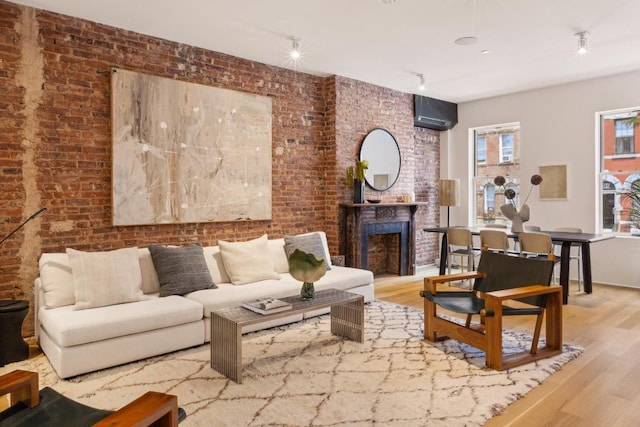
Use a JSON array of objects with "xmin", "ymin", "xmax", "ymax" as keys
[
  {"xmin": 424, "ymin": 226, "xmax": 615, "ymax": 243},
  {"xmin": 210, "ymin": 289, "xmax": 363, "ymax": 327}
]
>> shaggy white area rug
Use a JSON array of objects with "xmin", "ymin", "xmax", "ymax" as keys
[{"xmin": 2, "ymin": 301, "xmax": 582, "ymax": 426}]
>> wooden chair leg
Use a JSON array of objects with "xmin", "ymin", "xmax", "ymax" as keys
[
  {"xmin": 465, "ymin": 313, "xmax": 473, "ymax": 328},
  {"xmin": 544, "ymin": 290, "xmax": 563, "ymax": 351},
  {"xmin": 530, "ymin": 310, "xmax": 545, "ymax": 355},
  {"xmin": 483, "ymin": 298, "xmax": 503, "ymax": 369},
  {"xmin": 424, "ymin": 297, "xmax": 437, "ymax": 341}
]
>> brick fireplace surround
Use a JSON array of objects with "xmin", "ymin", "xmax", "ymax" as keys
[
  {"xmin": 340, "ymin": 203, "xmax": 420, "ymax": 276},
  {"xmin": 0, "ymin": 1, "xmax": 441, "ymax": 335}
]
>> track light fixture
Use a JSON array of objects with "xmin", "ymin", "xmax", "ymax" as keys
[
  {"xmin": 576, "ymin": 31, "xmax": 588, "ymax": 55},
  {"xmin": 418, "ymin": 74, "xmax": 425, "ymax": 91},
  {"xmin": 290, "ymin": 37, "xmax": 301, "ymax": 60}
]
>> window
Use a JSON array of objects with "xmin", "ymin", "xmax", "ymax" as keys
[
  {"xmin": 472, "ymin": 123, "xmax": 520, "ymax": 226},
  {"xmin": 477, "ymin": 136, "xmax": 486, "ymax": 164},
  {"xmin": 602, "ymin": 180, "xmax": 616, "ymax": 230},
  {"xmin": 615, "ymin": 119, "xmax": 634, "ymax": 154},
  {"xmin": 499, "ymin": 133, "xmax": 514, "ymax": 163},
  {"xmin": 599, "ymin": 108, "xmax": 640, "ymax": 234},
  {"xmin": 484, "ymin": 183, "xmax": 495, "ymax": 213}
]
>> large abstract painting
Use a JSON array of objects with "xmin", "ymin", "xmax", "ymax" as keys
[{"xmin": 111, "ymin": 68, "xmax": 272, "ymax": 225}]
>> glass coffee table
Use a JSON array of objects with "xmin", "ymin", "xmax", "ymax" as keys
[{"xmin": 210, "ymin": 289, "xmax": 364, "ymax": 383}]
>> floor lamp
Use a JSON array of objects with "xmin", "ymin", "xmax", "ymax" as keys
[{"xmin": 438, "ymin": 179, "xmax": 460, "ymax": 227}]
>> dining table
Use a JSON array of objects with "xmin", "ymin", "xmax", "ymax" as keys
[{"xmin": 424, "ymin": 226, "xmax": 615, "ymax": 304}]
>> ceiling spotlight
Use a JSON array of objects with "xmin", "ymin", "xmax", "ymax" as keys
[
  {"xmin": 576, "ymin": 31, "xmax": 588, "ymax": 55},
  {"xmin": 290, "ymin": 37, "xmax": 301, "ymax": 60},
  {"xmin": 454, "ymin": 36, "xmax": 478, "ymax": 46},
  {"xmin": 418, "ymin": 74, "xmax": 425, "ymax": 91}
]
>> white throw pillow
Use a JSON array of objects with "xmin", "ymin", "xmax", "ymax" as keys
[
  {"xmin": 67, "ymin": 247, "xmax": 146, "ymax": 310},
  {"xmin": 218, "ymin": 234, "xmax": 280, "ymax": 285},
  {"xmin": 39, "ymin": 253, "xmax": 76, "ymax": 308}
]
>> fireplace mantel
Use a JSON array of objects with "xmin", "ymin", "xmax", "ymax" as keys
[{"xmin": 339, "ymin": 203, "xmax": 421, "ymax": 276}]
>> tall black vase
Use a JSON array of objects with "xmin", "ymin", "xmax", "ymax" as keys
[{"xmin": 353, "ymin": 179, "xmax": 365, "ymax": 204}]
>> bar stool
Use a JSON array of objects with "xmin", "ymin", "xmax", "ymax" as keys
[
  {"xmin": 480, "ymin": 229, "xmax": 510, "ymax": 253},
  {"xmin": 0, "ymin": 300, "xmax": 29, "ymax": 366},
  {"xmin": 518, "ymin": 232, "xmax": 560, "ymax": 284},
  {"xmin": 553, "ymin": 227, "xmax": 584, "ymax": 290},
  {"xmin": 446, "ymin": 228, "xmax": 476, "ymax": 274}
]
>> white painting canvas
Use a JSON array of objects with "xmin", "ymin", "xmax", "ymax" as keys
[{"xmin": 111, "ymin": 68, "xmax": 272, "ymax": 225}]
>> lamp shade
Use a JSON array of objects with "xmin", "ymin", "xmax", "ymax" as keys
[{"xmin": 438, "ymin": 179, "xmax": 460, "ymax": 207}]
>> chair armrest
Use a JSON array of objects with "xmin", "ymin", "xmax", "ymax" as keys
[
  {"xmin": 485, "ymin": 285, "xmax": 562, "ymax": 302},
  {"xmin": 0, "ymin": 370, "xmax": 39, "ymax": 409},
  {"xmin": 93, "ymin": 391, "xmax": 179, "ymax": 427},
  {"xmin": 424, "ymin": 272, "xmax": 485, "ymax": 293}
]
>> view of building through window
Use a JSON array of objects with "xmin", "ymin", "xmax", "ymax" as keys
[
  {"xmin": 600, "ymin": 108, "xmax": 640, "ymax": 234},
  {"xmin": 472, "ymin": 123, "xmax": 521, "ymax": 226}
]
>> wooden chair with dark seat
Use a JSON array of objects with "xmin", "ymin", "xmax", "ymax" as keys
[
  {"xmin": 0, "ymin": 370, "xmax": 185, "ymax": 427},
  {"xmin": 420, "ymin": 249, "xmax": 563, "ymax": 370}
]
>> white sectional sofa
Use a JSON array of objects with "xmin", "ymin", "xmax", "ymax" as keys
[{"xmin": 34, "ymin": 233, "xmax": 374, "ymax": 378}]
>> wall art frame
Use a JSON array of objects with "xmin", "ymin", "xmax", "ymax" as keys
[
  {"xmin": 111, "ymin": 68, "xmax": 272, "ymax": 226},
  {"xmin": 539, "ymin": 164, "xmax": 568, "ymax": 200}
]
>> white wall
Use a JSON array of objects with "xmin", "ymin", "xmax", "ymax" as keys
[{"xmin": 443, "ymin": 69, "xmax": 640, "ymax": 288}]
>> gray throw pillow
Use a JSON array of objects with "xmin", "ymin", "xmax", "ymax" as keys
[
  {"xmin": 148, "ymin": 243, "xmax": 216, "ymax": 296},
  {"xmin": 284, "ymin": 233, "xmax": 331, "ymax": 271}
]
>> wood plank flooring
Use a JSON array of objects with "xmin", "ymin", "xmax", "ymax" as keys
[{"xmin": 374, "ymin": 270, "xmax": 640, "ymax": 427}]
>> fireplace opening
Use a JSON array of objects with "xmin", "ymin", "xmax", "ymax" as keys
[{"xmin": 367, "ymin": 234, "xmax": 400, "ymax": 275}]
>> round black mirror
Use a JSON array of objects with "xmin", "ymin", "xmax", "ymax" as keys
[{"xmin": 359, "ymin": 128, "xmax": 401, "ymax": 191}]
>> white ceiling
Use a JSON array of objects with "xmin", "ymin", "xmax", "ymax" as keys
[{"xmin": 9, "ymin": 0, "xmax": 640, "ymax": 103}]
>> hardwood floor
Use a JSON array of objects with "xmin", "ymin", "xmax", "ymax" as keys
[{"xmin": 374, "ymin": 270, "xmax": 640, "ymax": 427}]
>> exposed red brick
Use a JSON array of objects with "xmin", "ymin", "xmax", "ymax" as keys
[{"xmin": 0, "ymin": 1, "xmax": 441, "ymax": 336}]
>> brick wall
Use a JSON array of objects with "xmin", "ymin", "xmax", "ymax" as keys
[
  {"xmin": 0, "ymin": 2, "xmax": 440, "ymax": 335},
  {"xmin": 332, "ymin": 77, "xmax": 441, "ymax": 273}
]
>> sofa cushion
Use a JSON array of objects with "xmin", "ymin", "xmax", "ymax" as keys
[
  {"xmin": 186, "ymin": 265, "xmax": 374, "ymax": 316},
  {"xmin": 67, "ymin": 247, "xmax": 146, "ymax": 310},
  {"xmin": 218, "ymin": 234, "xmax": 280, "ymax": 285},
  {"xmin": 149, "ymin": 243, "xmax": 216, "ymax": 296},
  {"xmin": 38, "ymin": 295, "xmax": 203, "ymax": 347},
  {"xmin": 39, "ymin": 253, "xmax": 75, "ymax": 309},
  {"xmin": 284, "ymin": 232, "xmax": 331, "ymax": 271},
  {"xmin": 267, "ymin": 238, "xmax": 289, "ymax": 274},
  {"xmin": 138, "ymin": 247, "xmax": 161, "ymax": 294},
  {"xmin": 203, "ymin": 246, "xmax": 231, "ymax": 284}
]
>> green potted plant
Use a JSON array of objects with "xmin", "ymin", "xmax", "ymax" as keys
[
  {"xmin": 346, "ymin": 159, "xmax": 369, "ymax": 203},
  {"xmin": 288, "ymin": 249, "xmax": 327, "ymax": 300},
  {"xmin": 623, "ymin": 180, "xmax": 640, "ymax": 234}
]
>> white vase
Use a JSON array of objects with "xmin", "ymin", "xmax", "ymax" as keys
[{"xmin": 500, "ymin": 203, "xmax": 530, "ymax": 233}]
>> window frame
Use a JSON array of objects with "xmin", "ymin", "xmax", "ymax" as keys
[
  {"xmin": 499, "ymin": 133, "xmax": 514, "ymax": 164},
  {"xmin": 598, "ymin": 108, "xmax": 640, "ymax": 234},
  {"xmin": 477, "ymin": 136, "xmax": 486, "ymax": 164},
  {"xmin": 471, "ymin": 123, "xmax": 520, "ymax": 227},
  {"xmin": 614, "ymin": 118, "xmax": 634, "ymax": 155}
]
